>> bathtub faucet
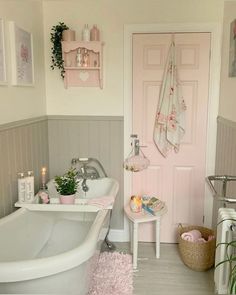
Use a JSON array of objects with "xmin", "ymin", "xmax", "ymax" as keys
[
  {"xmin": 77, "ymin": 164, "xmax": 100, "ymax": 192},
  {"xmin": 80, "ymin": 167, "xmax": 89, "ymax": 192},
  {"xmin": 71, "ymin": 157, "xmax": 108, "ymax": 178},
  {"xmin": 71, "ymin": 157, "xmax": 108, "ymax": 193}
]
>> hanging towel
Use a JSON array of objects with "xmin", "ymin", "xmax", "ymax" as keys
[{"xmin": 153, "ymin": 42, "xmax": 186, "ymax": 157}]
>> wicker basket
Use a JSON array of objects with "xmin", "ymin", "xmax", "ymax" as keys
[{"xmin": 178, "ymin": 225, "xmax": 216, "ymax": 271}]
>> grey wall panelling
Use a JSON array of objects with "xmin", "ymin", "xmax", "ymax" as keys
[
  {"xmin": 48, "ymin": 116, "xmax": 124, "ymax": 230},
  {"xmin": 0, "ymin": 115, "xmax": 124, "ymax": 230},
  {"xmin": 0, "ymin": 117, "xmax": 49, "ymax": 218},
  {"xmin": 212, "ymin": 116, "xmax": 236, "ymax": 228}
]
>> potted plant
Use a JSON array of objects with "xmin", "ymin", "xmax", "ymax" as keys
[
  {"xmin": 54, "ymin": 168, "xmax": 79, "ymax": 204},
  {"xmin": 216, "ymin": 219, "xmax": 236, "ymax": 294},
  {"xmin": 50, "ymin": 22, "xmax": 69, "ymax": 78}
]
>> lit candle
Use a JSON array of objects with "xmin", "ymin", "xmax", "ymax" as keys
[{"xmin": 41, "ymin": 167, "xmax": 47, "ymax": 186}]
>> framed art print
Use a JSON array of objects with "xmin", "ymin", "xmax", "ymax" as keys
[
  {"xmin": 9, "ymin": 21, "xmax": 34, "ymax": 86},
  {"xmin": 229, "ymin": 19, "xmax": 236, "ymax": 77},
  {"xmin": 0, "ymin": 19, "xmax": 7, "ymax": 84}
]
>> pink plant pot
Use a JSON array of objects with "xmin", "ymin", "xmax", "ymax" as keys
[{"xmin": 59, "ymin": 194, "xmax": 75, "ymax": 204}]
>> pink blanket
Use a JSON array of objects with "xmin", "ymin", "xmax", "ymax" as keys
[
  {"xmin": 181, "ymin": 230, "xmax": 202, "ymax": 242},
  {"xmin": 87, "ymin": 196, "xmax": 115, "ymax": 208}
]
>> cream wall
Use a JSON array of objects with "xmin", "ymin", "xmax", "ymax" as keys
[
  {"xmin": 219, "ymin": 1, "xmax": 236, "ymax": 121},
  {"xmin": 0, "ymin": 0, "xmax": 46, "ymax": 125},
  {"xmin": 43, "ymin": 0, "xmax": 223, "ymax": 116}
]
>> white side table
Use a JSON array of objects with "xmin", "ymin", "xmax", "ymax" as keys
[{"xmin": 124, "ymin": 204, "xmax": 167, "ymax": 269}]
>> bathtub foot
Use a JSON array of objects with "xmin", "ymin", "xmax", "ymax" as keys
[{"xmin": 104, "ymin": 237, "xmax": 116, "ymax": 251}]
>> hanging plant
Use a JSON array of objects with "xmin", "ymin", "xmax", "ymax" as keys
[{"xmin": 50, "ymin": 22, "xmax": 69, "ymax": 78}]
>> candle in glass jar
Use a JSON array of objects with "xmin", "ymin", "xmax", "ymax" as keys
[{"xmin": 41, "ymin": 167, "xmax": 47, "ymax": 186}]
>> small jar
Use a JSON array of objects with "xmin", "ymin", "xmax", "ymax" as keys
[
  {"xmin": 38, "ymin": 185, "xmax": 50, "ymax": 204},
  {"xmin": 62, "ymin": 29, "xmax": 76, "ymax": 41},
  {"xmin": 130, "ymin": 195, "xmax": 142, "ymax": 213}
]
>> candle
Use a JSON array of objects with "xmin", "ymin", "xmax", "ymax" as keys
[{"xmin": 41, "ymin": 167, "xmax": 47, "ymax": 186}]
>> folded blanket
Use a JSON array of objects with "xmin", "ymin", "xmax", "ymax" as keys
[
  {"xmin": 181, "ymin": 230, "xmax": 202, "ymax": 242},
  {"xmin": 197, "ymin": 238, "xmax": 207, "ymax": 243},
  {"xmin": 87, "ymin": 196, "xmax": 115, "ymax": 208}
]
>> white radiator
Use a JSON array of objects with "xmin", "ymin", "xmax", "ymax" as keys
[{"xmin": 215, "ymin": 208, "xmax": 236, "ymax": 294}]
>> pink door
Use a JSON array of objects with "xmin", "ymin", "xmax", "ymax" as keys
[{"xmin": 132, "ymin": 33, "xmax": 211, "ymax": 243}]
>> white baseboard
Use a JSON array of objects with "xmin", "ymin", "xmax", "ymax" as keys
[{"xmin": 108, "ymin": 228, "xmax": 130, "ymax": 242}]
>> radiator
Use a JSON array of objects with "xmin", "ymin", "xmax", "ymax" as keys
[{"xmin": 215, "ymin": 208, "xmax": 236, "ymax": 294}]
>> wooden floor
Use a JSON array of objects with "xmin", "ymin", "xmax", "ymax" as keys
[{"xmin": 114, "ymin": 242, "xmax": 215, "ymax": 295}]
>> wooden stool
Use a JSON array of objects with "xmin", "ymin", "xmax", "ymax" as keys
[{"xmin": 124, "ymin": 204, "xmax": 167, "ymax": 269}]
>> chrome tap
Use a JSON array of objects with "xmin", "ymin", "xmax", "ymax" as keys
[
  {"xmin": 71, "ymin": 157, "xmax": 108, "ymax": 193},
  {"xmin": 79, "ymin": 166, "xmax": 89, "ymax": 192},
  {"xmin": 81, "ymin": 179, "xmax": 89, "ymax": 192}
]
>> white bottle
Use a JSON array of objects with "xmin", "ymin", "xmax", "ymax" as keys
[
  {"xmin": 17, "ymin": 172, "xmax": 26, "ymax": 203},
  {"xmin": 82, "ymin": 24, "xmax": 90, "ymax": 41},
  {"xmin": 25, "ymin": 171, "xmax": 34, "ymax": 203}
]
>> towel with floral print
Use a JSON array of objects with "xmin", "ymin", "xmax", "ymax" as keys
[{"xmin": 153, "ymin": 41, "xmax": 186, "ymax": 157}]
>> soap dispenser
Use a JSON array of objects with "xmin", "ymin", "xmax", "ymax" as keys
[
  {"xmin": 17, "ymin": 172, "xmax": 26, "ymax": 203},
  {"xmin": 25, "ymin": 171, "xmax": 34, "ymax": 203}
]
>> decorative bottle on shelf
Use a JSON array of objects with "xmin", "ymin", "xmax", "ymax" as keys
[
  {"xmin": 25, "ymin": 171, "xmax": 34, "ymax": 203},
  {"xmin": 82, "ymin": 24, "xmax": 90, "ymax": 41},
  {"xmin": 17, "ymin": 172, "xmax": 26, "ymax": 203},
  {"xmin": 76, "ymin": 48, "xmax": 83, "ymax": 67},
  {"xmin": 38, "ymin": 167, "xmax": 50, "ymax": 204},
  {"xmin": 90, "ymin": 24, "xmax": 100, "ymax": 41},
  {"xmin": 83, "ymin": 49, "xmax": 90, "ymax": 67}
]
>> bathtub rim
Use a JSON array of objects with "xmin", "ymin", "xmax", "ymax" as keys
[{"xmin": 0, "ymin": 207, "xmax": 109, "ymax": 283}]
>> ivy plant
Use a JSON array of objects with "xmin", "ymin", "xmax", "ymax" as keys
[{"xmin": 50, "ymin": 22, "xmax": 69, "ymax": 78}]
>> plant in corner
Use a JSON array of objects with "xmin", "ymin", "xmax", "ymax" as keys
[
  {"xmin": 54, "ymin": 168, "xmax": 79, "ymax": 204},
  {"xmin": 216, "ymin": 218, "xmax": 236, "ymax": 294},
  {"xmin": 50, "ymin": 22, "xmax": 69, "ymax": 78}
]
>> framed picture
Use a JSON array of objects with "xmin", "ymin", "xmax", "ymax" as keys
[
  {"xmin": 229, "ymin": 19, "xmax": 236, "ymax": 77},
  {"xmin": 9, "ymin": 21, "xmax": 34, "ymax": 86},
  {"xmin": 0, "ymin": 19, "xmax": 7, "ymax": 84}
]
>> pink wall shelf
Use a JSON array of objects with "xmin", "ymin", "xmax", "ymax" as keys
[{"xmin": 61, "ymin": 41, "xmax": 104, "ymax": 89}]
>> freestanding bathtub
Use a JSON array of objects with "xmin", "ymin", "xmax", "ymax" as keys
[{"xmin": 0, "ymin": 177, "xmax": 119, "ymax": 294}]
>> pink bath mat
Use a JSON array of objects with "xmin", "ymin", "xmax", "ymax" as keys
[{"xmin": 88, "ymin": 252, "xmax": 133, "ymax": 295}]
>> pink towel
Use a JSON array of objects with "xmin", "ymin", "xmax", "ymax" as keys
[
  {"xmin": 197, "ymin": 238, "xmax": 207, "ymax": 243},
  {"xmin": 181, "ymin": 230, "xmax": 202, "ymax": 242},
  {"xmin": 87, "ymin": 196, "xmax": 115, "ymax": 208},
  {"xmin": 208, "ymin": 235, "xmax": 215, "ymax": 241}
]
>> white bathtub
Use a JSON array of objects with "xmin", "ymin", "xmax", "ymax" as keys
[{"xmin": 0, "ymin": 177, "xmax": 119, "ymax": 294}]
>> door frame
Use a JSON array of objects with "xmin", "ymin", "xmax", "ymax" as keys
[{"xmin": 122, "ymin": 23, "xmax": 222, "ymax": 241}]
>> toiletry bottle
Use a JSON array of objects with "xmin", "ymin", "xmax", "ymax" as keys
[
  {"xmin": 38, "ymin": 167, "xmax": 50, "ymax": 204},
  {"xmin": 76, "ymin": 48, "xmax": 83, "ymax": 67},
  {"xmin": 90, "ymin": 25, "xmax": 100, "ymax": 41},
  {"xmin": 25, "ymin": 171, "xmax": 34, "ymax": 203},
  {"xmin": 17, "ymin": 172, "xmax": 26, "ymax": 203},
  {"xmin": 82, "ymin": 24, "xmax": 90, "ymax": 41},
  {"xmin": 83, "ymin": 49, "xmax": 90, "ymax": 67}
]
